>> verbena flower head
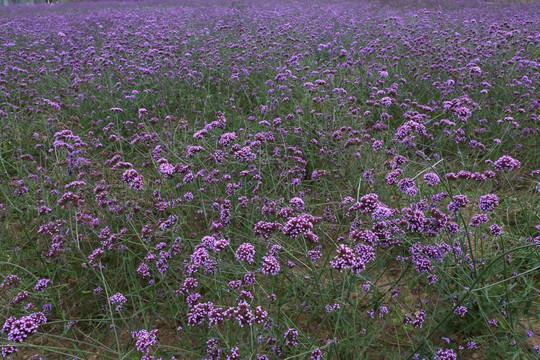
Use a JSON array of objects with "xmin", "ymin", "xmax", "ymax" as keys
[
  {"xmin": 235, "ymin": 243, "xmax": 255, "ymax": 264},
  {"xmin": 131, "ymin": 329, "xmax": 158, "ymax": 354},
  {"xmin": 398, "ymin": 178, "xmax": 418, "ymax": 197},
  {"xmin": 260, "ymin": 255, "xmax": 280, "ymax": 276},
  {"xmin": 493, "ymin": 155, "xmax": 521, "ymax": 172},
  {"xmin": 478, "ymin": 194, "xmax": 499, "ymax": 212},
  {"xmin": 2, "ymin": 312, "xmax": 47, "ymax": 343},
  {"xmin": 109, "ymin": 293, "xmax": 127, "ymax": 311}
]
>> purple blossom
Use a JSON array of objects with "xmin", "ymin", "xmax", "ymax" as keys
[
  {"xmin": 423, "ymin": 173, "xmax": 440, "ymax": 186},
  {"xmin": 131, "ymin": 329, "xmax": 158, "ymax": 354},
  {"xmin": 493, "ymin": 155, "xmax": 521, "ymax": 172},
  {"xmin": 282, "ymin": 214, "xmax": 318, "ymax": 238},
  {"xmin": 2, "ymin": 312, "xmax": 47, "ymax": 343},
  {"xmin": 235, "ymin": 243, "xmax": 256, "ymax": 264},
  {"xmin": 260, "ymin": 255, "xmax": 280, "ymax": 276},
  {"xmin": 34, "ymin": 279, "xmax": 52, "ymax": 293},
  {"xmin": 109, "ymin": 293, "xmax": 127, "ymax": 311},
  {"xmin": 447, "ymin": 195, "xmax": 470, "ymax": 213},
  {"xmin": 433, "ymin": 348, "xmax": 457, "ymax": 360},
  {"xmin": 398, "ymin": 178, "xmax": 418, "ymax": 197},
  {"xmin": 469, "ymin": 214, "xmax": 489, "ymax": 227},
  {"xmin": 478, "ymin": 194, "xmax": 499, "ymax": 212},
  {"xmin": 284, "ymin": 328, "xmax": 299, "ymax": 347}
]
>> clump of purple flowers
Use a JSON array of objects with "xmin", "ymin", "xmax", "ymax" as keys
[
  {"xmin": 398, "ymin": 178, "xmax": 418, "ymax": 197},
  {"xmin": 447, "ymin": 195, "xmax": 470, "ymax": 213},
  {"xmin": 260, "ymin": 255, "xmax": 280, "ymax": 276},
  {"xmin": 493, "ymin": 155, "xmax": 521, "ymax": 172},
  {"xmin": 478, "ymin": 194, "xmax": 499, "ymax": 212},
  {"xmin": 2, "ymin": 312, "xmax": 47, "ymax": 343},
  {"xmin": 433, "ymin": 348, "xmax": 457, "ymax": 360},
  {"xmin": 235, "ymin": 243, "xmax": 256, "ymax": 264},
  {"xmin": 423, "ymin": 173, "xmax": 440, "ymax": 187},
  {"xmin": 34, "ymin": 279, "xmax": 52, "ymax": 292},
  {"xmin": 131, "ymin": 329, "xmax": 158, "ymax": 355},
  {"xmin": 109, "ymin": 293, "xmax": 127, "ymax": 311}
]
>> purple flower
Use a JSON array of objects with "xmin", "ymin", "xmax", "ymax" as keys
[
  {"xmin": 132, "ymin": 329, "xmax": 158, "ymax": 354},
  {"xmin": 423, "ymin": 173, "xmax": 440, "ymax": 186},
  {"xmin": 1, "ymin": 346, "xmax": 18, "ymax": 358},
  {"xmin": 398, "ymin": 178, "xmax": 418, "ymax": 197},
  {"xmin": 234, "ymin": 301, "xmax": 255, "ymax": 327},
  {"xmin": 434, "ymin": 348, "xmax": 457, "ymax": 360},
  {"xmin": 403, "ymin": 309, "xmax": 426, "ymax": 329},
  {"xmin": 34, "ymin": 279, "xmax": 52, "ymax": 293},
  {"xmin": 2, "ymin": 312, "xmax": 46, "ymax": 343},
  {"xmin": 289, "ymin": 197, "xmax": 305, "ymax": 211},
  {"xmin": 478, "ymin": 194, "xmax": 499, "ymax": 212},
  {"xmin": 1, "ymin": 275, "xmax": 21, "ymax": 289},
  {"xmin": 159, "ymin": 162, "xmax": 175, "ymax": 178},
  {"xmin": 356, "ymin": 193, "xmax": 381, "ymax": 214},
  {"xmin": 330, "ymin": 244, "xmax": 366, "ymax": 274},
  {"xmin": 235, "ymin": 243, "xmax": 255, "ymax": 264},
  {"xmin": 260, "ymin": 255, "xmax": 280, "ymax": 276},
  {"xmin": 284, "ymin": 328, "xmax": 299, "ymax": 347},
  {"xmin": 109, "ymin": 293, "xmax": 127, "ymax": 311},
  {"xmin": 493, "ymin": 155, "xmax": 521, "ymax": 172},
  {"xmin": 282, "ymin": 214, "xmax": 318, "ymax": 238},
  {"xmin": 469, "ymin": 214, "xmax": 489, "ymax": 227},
  {"xmin": 447, "ymin": 195, "xmax": 469, "ymax": 213},
  {"xmin": 490, "ymin": 224, "xmax": 503, "ymax": 237},
  {"xmin": 187, "ymin": 302, "xmax": 213, "ymax": 326},
  {"xmin": 453, "ymin": 306, "xmax": 468, "ymax": 318},
  {"xmin": 385, "ymin": 169, "xmax": 403, "ymax": 185},
  {"xmin": 311, "ymin": 349, "xmax": 324, "ymax": 360}
]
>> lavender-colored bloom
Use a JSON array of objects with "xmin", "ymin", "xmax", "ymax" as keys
[
  {"xmin": 490, "ymin": 224, "xmax": 503, "ymax": 237},
  {"xmin": 2, "ymin": 312, "xmax": 47, "ymax": 343},
  {"xmin": 478, "ymin": 194, "xmax": 499, "ymax": 212},
  {"xmin": 234, "ymin": 301, "xmax": 255, "ymax": 327},
  {"xmin": 385, "ymin": 169, "xmax": 402, "ymax": 185},
  {"xmin": 433, "ymin": 348, "xmax": 457, "ymax": 360},
  {"xmin": 260, "ymin": 255, "xmax": 280, "ymax": 276},
  {"xmin": 330, "ymin": 244, "xmax": 366, "ymax": 274},
  {"xmin": 493, "ymin": 155, "xmax": 521, "ymax": 172},
  {"xmin": 235, "ymin": 243, "xmax": 255, "ymax": 264},
  {"xmin": 34, "ymin": 279, "xmax": 52, "ymax": 293},
  {"xmin": 282, "ymin": 214, "xmax": 317, "ymax": 238},
  {"xmin": 1, "ymin": 346, "xmax": 18, "ymax": 357},
  {"xmin": 159, "ymin": 162, "xmax": 175, "ymax": 178},
  {"xmin": 453, "ymin": 306, "xmax": 468, "ymax": 318},
  {"xmin": 423, "ymin": 173, "xmax": 440, "ymax": 186},
  {"xmin": 447, "ymin": 195, "xmax": 469, "ymax": 213},
  {"xmin": 311, "ymin": 349, "xmax": 324, "ymax": 360},
  {"xmin": 284, "ymin": 328, "xmax": 299, "ymax": 347},
  {"xmin": 403, "ymin": 309, "xmax": 426, "ymax": 329},
  {"xmin": 187, "ymin": 302, "xmax": 213, "ymax": 327},
  {"xmin": 398, "ymin": 178, "xmax": 418, "ymax": 197},
  {"xmin": 109, "ymin": 293, "xmax": 127, "ymax": 311},
  {"xmin": 1, "ymin": 275, "xmax": 21, "ymax": 289},
  {"xmin": 469, "ymin": 214, "xmax": 489, "ymax": 227},
  {"xmin": 131, "ymin": 329, "xmax": 158, "ymax": 354},
  {"xmin": 289, "ymin": 197, "xmax": 305, "ymax": 211}
]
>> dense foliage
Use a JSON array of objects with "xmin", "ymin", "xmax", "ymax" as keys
[{"xmin": 0, "ymin": 0, "xmax": 539, "ymax": 358}]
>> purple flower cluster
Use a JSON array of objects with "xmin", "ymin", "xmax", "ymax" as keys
[
  {"xmin": 235, "ymin": 243, "xmax": 256, "ymax": 264},
  {"xmin": 2, "ymin": 312, "xmax": 47, "ymax": 343},
  {"xmin": 493, "ymin": 155, "xmax": 521, "ymax": 172},
  {"xmin": 131, "ymin": 329, "xmax": 158, "ymax": 355},
  {"xmin": 109, "ymin": 293, "xmax": 127, "ymax": 312},
  {"xmin": 478, "ymin": 194, "xmax": 499, "ymax": 212}
]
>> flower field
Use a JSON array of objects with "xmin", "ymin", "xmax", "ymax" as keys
[{"xmin": 0, "ymin": 0, "xmax": 539, "ymax": 358}]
